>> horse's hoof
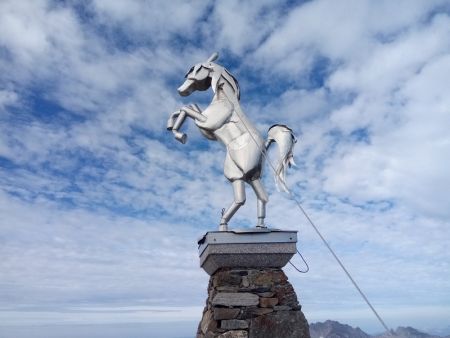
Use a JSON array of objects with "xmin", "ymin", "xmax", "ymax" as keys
[
  {"xmin": 219, "ymin": 223, "xmax": 228, "ymax": 231},
  {"xmin": 174, "ymin": 131, "xmax": 187, "ymax": 144}
]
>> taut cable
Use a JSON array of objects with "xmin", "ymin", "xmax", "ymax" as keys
[{"xmin": 221, "ymin": 89, "xmax": 391, "ymax": 334}]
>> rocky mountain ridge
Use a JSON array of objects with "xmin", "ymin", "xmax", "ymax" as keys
[{"xmin": 309, "ymin": 320, "xmax": 450, "ymax": 338}]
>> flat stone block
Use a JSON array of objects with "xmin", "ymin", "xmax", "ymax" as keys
[
  {"xmin": 198, "ymin": 228, "xmax": 297, "ymax": 275},
  {"xmin": 257, "ymin": 292, "xmax": 275, "ymax": 297},
  {"xmin": 212, "ymin": 292, "xmax": 259, "ymax": 307},
  {"xmin": 213, "ymin": 308, "xmax": 240, "ymax": 320},
  {"xmin": 200, "ymin": 309, "xmax": 217, "ymax": 334},
  {"xmin": 273, "ymin": 305, "xmax": 292, "ymax": 311},
  {"xmin": 218, "ymin": 331, "xmax": 248, "ymax": 338},
  {"xmin": 259, "ymin": 297, "xmax": 278, "ymax": 308},
  {"xmin": 221, "ymin": 319, "xmax": 249, "ymax": 330}
]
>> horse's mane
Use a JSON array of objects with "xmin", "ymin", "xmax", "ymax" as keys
[
  {"xmin": 222, "ymin": 69, "xmax": 240, "ymax": 100},
  {"xmin": 212, "ymin": 65, "xmax": 241, "ymax": 100}
]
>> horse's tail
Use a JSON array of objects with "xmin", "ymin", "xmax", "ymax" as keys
[{"xmin": 266, "ymin": 124, "xmax": 297, "ymax": 192}]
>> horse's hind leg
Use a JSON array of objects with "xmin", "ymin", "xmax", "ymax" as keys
[
  {"xmin": 220, "ymin": 179, "xmax": 246, "ymax": 231},
  {"xmin": 249, "ymin": 178, "xmax": 269, "ymax": 228}
]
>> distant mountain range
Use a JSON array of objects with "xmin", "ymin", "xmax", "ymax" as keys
[{"xmin": 309, "ymin": 320, "xmax": 450, "ymax": 338}]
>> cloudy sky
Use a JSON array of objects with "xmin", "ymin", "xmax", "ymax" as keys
[{"xmin": 1, "ymin": 0, "xmax": 449, "ymax": 337}]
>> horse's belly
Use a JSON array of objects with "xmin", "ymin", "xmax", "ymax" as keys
[
  {"xmin": 224, "ymin": 133, "xmax": 264, "ymax": 181},
  {"xmin": 229, "ymin": 137, "xmax": 262, "ymax": 172}
]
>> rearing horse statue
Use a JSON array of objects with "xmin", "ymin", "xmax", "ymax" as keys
[{"xmin": 167, "ymin": 52, "xmax": 296, "ymax": 231}]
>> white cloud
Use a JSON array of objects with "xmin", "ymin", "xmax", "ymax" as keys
[
  {"xmin": 0, "ymin": 0, "xmax": 449, "ymax": 334},
  {"xmin": 207, "ymin": 0, "xmax": 286, "ymax": 55},
  {"xmin": 252, "ymin": 0, "xmax": 447, "ymax": 76},
  {"xmin": 91, "ymin": 0, "xmax": 210, "ymax": 41},
  {"xmin": 322, "ymin": 15, "xmax": 450, "ymax": 217},
  {"xmin": 0, "ymin": 191, "xmax": 207, "ymax": 308},
  {"xmin": 328, "ymin": 13, "xmax": 450, "ymax": 95},
  {"xmin": 0, "ymin": 89, "xmax": 18, "ymax": 111}
]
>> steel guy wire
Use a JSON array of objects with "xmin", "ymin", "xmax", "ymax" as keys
[{"xmin": 221, "ymin": 90, "xmax": 392, "ymax": 334}]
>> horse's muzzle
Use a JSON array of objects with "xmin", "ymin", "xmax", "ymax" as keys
[{"xmin": 177, "ymin": 79, "xmax": 194, "ymax": 96}]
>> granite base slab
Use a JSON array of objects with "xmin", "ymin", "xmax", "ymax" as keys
[{"xmin": 198, "ymin": 228, "xmax": 297, "ymax": 275}]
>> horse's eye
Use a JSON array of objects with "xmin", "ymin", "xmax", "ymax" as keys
[
  {"xmin": 195, "ymin": 66, "xmax": 205, "ymax": 74},
  {"xmin": 185, "ymin": 66, "xmax": 195, "ymax": 78}
]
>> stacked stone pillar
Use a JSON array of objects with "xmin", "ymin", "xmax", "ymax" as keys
[{"xmin": 197, "ymin": 267, "xmax": 310, "ymax": 338}]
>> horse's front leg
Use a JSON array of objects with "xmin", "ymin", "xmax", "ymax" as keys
[
  {"xmin": 181, "ymin": 104, "xmax": 205, "ymax": 122},
  {"xmin": 167, "ymin": 104, "xmax": 205, "ymax": 144},
  {"xmin": 167, "ymin": 110, "xmax": 188, "ymax": 143}
]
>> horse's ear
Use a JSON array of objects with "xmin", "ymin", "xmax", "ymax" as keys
[{"xmin": 207, "ymin": 52, "xmax": 219, "ymax": 63}]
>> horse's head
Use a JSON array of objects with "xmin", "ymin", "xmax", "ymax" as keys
[{"xmin": 177, "ymin": 52, "xmax": 219, "ymax": 97}]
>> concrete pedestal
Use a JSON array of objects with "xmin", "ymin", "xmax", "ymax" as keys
[
  {"xmin": 198, "ymin": 229, "xmax": 298, "ymax": 275},
  {"xmin": 196, "ymin": 229, "xmax": 310, "ymax": 338}
]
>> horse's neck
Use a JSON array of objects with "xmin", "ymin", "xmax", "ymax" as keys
[
  {"xmin": 211, "ymin": 82, "xmax": 256, "ymax": 131},
  {"xmin": 212, "ymin": 81, "xmax": 240, "ymax": 108}
]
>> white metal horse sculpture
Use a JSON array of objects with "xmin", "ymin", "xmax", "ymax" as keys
[{"xmin": 167, "ymin": 52, "xmax": 296, "ymax": 231}]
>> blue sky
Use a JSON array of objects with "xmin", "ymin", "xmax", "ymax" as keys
[{"xmin": 1, "ymin": 0, "xmax": 450, "ymax": 336}]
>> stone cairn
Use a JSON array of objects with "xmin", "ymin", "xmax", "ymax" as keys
[{"xmin": 197, "ymin": 267, "xmax": 310, "ymax": 338}]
